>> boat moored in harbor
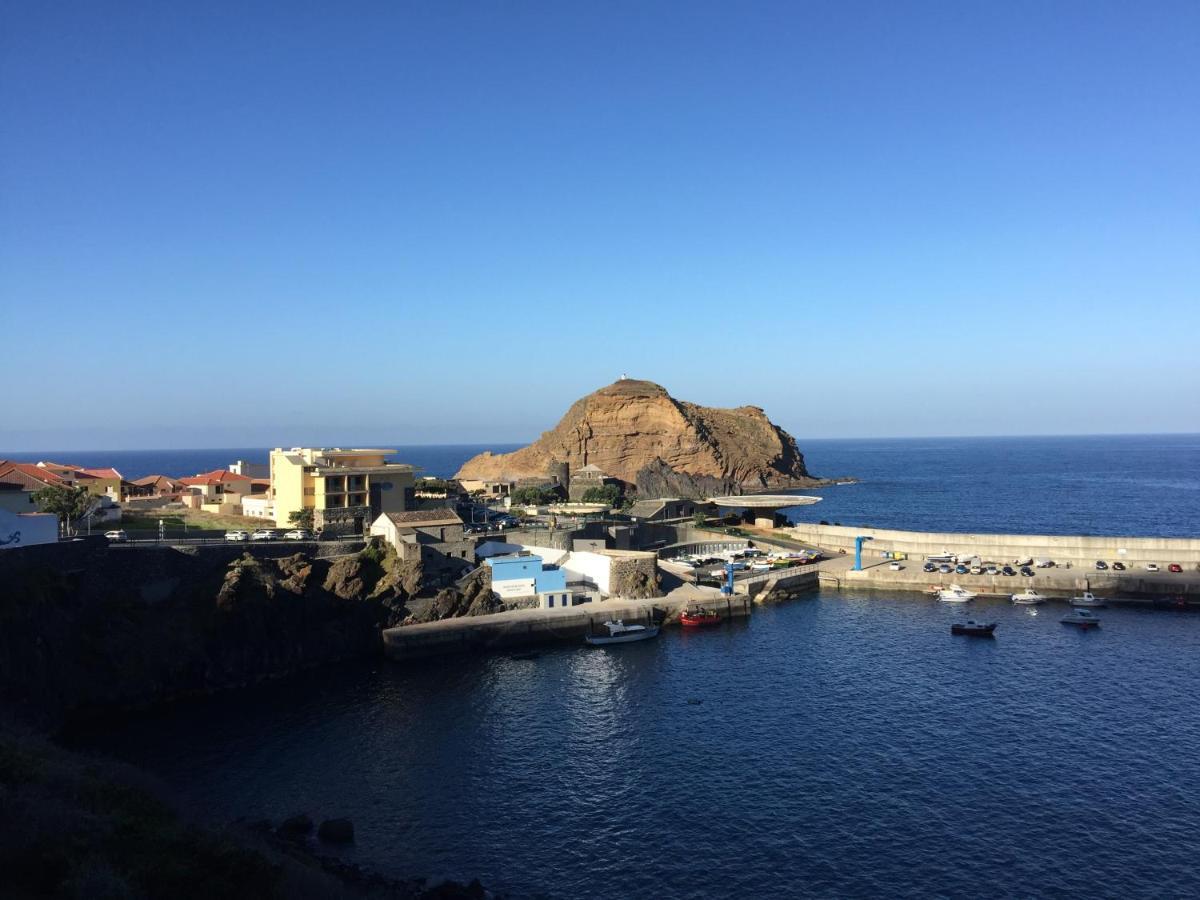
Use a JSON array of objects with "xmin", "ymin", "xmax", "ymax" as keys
[
  {"xmin": 1070, "ymin": 591, "xmax": 1107, "ymax": 607},
  {"xmin": 950, "ymin": 620, "xmax": 997, "ymax": 637},
  {"xmin": 1061, "ymin": 609, "xmax": 1101, "ymax": 628},
  {"xmin": 680, "ymin": 609, "xmax": 722, "ymax": 627},
  {"xmin": 937, "ymin": 585, "xmax": 977, "ymax": 603},
  {"xmin": 1011, "ymin": 589, "xmax": 1046, "ymax": 605},
  {"xmin": 585, "ymin": 620, "xmax": 660, "ymax": 646}
]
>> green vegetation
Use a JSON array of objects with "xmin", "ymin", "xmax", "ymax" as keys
[
  {"xmin": 510, "ymin": 485, "xmax": 559, "ymax": 506},
  {"xmin": 581, "ymin": 484, "xmax": 622, "ymax": 506},
  {"xmin": 287, "ymin": 508, "xmax": 314, "ymax": 531},
  {"xmin": 30, "ymin": 484, "xmax": 98, "ymax": 532}
]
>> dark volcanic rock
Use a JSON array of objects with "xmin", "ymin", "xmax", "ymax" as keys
[
  {"xmin": 317, "ymin": 817, "xmax": 355, "ymax": 843},
  {"xmin": 0, "ymin": 539, "xmax": 435, "ymax": 728}
]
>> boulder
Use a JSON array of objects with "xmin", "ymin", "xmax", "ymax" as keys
[
  {"xmin": 277, "ymin": 813, "xmax": 313, "ymax": 838},
  {"xmin": 318, "ymin": 817, "xmax": 355, "ymax": 844}
]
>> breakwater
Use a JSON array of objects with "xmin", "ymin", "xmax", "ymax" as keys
[
  {"xmin": 786, "ymin": 523, "xmax": 1200, "ymax": 569},
  {"xmin": 383, "ymin": 594, "xmax": 753, "ymax": 661}
]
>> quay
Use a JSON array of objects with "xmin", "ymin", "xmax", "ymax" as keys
[{"xmin": 383, "ymin": 591, "xmax": 753, "ymax": 661}]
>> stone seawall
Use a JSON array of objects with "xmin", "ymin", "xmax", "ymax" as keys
[{"xmin": 786, "ymin": 524, "xmax": 1200, "ymax": 569}]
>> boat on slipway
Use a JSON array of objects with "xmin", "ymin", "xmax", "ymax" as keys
[
  {"xmin": 937, "ymin": 585, "xmax": 977, "ymax": 603},
  {"xmin": 585, "ymin": 620, "xmax": 660, "ymax": 646}
]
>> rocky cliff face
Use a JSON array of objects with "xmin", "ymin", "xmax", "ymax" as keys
[
  {"xmin": 0, "ymin": 541, "xmax": 429, "ymax": 729},
  {"xmin": 456, "ymin": 379, "xmax": 814, "ymax": 498}
]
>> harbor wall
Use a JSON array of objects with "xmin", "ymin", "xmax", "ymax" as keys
[
  {"xmin": 383, "ymin": 594, "xmax": 753, "ymax": 661},
  {"xmin": 784, "ymin": 524, "xmax": 1200, "ymax": 568}
]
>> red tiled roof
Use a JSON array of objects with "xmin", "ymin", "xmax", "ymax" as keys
[
  {"xmin": 0, "ymin": 462, "xmax": 68, "ymax": 488},
  {"xmin": 79, "ymin": 467, "xmax": 122, "ymax": 480},
  {"xmin": 179, "ymin": 469, "xmax": 253, "ymax": 487}
]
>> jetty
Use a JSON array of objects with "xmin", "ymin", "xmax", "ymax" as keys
[{"xmin": 383, "ymin": 591, "xmax": 752, "ymax": 661}]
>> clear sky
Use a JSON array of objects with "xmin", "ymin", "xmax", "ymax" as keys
[{"xmin": 2, "ymin": 1, "xmax": 1197, "ymax": 451}]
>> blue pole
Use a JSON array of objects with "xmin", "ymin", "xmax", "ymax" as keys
[
  {"xmin": 854, "ymin": 536, "xmax": 873, "ymax": 571},
  {"xmin": 722, "ymin": 562, "xmax": 734, "ymax": 595}
]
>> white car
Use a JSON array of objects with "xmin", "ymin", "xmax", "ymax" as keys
[
  {"xmin": 283, "ymin": 529, "xmax": 311, "ymax": 541},
  {"xmin": 889, "ymin": 562, "xmax": 903, "ymax": 571},
  {"xmin": 225, "ymin": 530, "xmax": 249, "ymax": 542},
  {"xmin": 250, "ymin": 529, "xmax": 277, "ymax": 541},
  {"xmin": 1145, "ymin": 562, "xmax": 1160, "ymax": 573},
  {"xmin": 104, "ymin": 529, "xmax": 128, "ymax": 542}
]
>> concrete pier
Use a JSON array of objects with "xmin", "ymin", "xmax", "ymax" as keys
[{"xmin": 383, "ymin": 593, "xmax": 754, "ymax": 661}]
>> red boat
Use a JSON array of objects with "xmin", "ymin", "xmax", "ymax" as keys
[{"xmin": 680, "ymin": 609, "xmax": 722, "ymax": 627}]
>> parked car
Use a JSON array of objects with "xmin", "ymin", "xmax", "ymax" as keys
[
  {"xmin": 1035, "ymin": 559, "xmax": 1055, "ymax": 568},
  {"xmin": 955, "ymin": 564, "xmax": 968, "ymax": 575},
  {"xmin": 1168, "ymin": 563, "xmax": 1183, "ymax": 573},
  {"xmin": 1019, "ymin": 566, "xmax": 1034, "ymax": 577},
  {"xmin": 1095, "ymin": 560, "xmax": 1108, "ymax": 570},
  {"xmin": 888, "ymin": 562, "xmax": 903, "ymax": 571},
  {"xmin": 985, "ymin": 566, "xmax": 999, "ymax": 575},
  {"xmin": 1112, "ymin": 561, "xmax": 1126, "ymax": 571},
  {"xmin": 225, "ymin": 530, "xmax": 248, "ymax": 542},
  {"xmin": 938, "ymin": 564, "xmax": 952, "ymax": 574},
  {"xmin": 999, "ymin": 565, "xmax": 1014, "ymax": 576},
  {"xmin": 283, "ymin": 529, "xmax": 311, "ymax": 541},
  {"xmin": 923, "ymin": 562, "xmax": 937, "ymax": 573},
  {"xmin": 970, "ymin": 566, "xmax": 983, "ymax": 575},
  {"xmin": 250, "ymin": 530, "xmax": 277, "ymax": 541},
  {"xmin": 104, "ymin": 529, "xmax": 128, "ymax": 542},
  {"xmin": 1146, "ymin": 563, "xmax": 1160, "ymax": 572}
]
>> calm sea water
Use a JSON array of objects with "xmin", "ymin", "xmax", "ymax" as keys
[
  {"xmin": 82, "ymin": 594, "xmax": 1200, "ymax": 898},
  {"xmin": 9, "ymin": 434, "xmax": 1198, "ymax": 537}
]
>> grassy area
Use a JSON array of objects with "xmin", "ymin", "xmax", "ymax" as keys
[{"xmin": 120, "ymin": 507, "xmax": 272, "ymax": 534}]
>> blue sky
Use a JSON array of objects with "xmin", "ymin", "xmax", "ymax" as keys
[{"xmin": 2, "ymin": 1, "xmax": 1197, "ymax": 451}]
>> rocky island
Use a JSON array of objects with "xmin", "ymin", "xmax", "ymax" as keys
[{"xmin": 456, "ymin": 378, "xmax": 825, "ymax": 499}]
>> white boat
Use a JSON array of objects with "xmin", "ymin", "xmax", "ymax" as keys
[
  {"xmin": 1061, "ymin": 609, "xmax": 1101, "ymax": 628},
  {"xmin": 1070, "ymin": 591, "xmax": 1107, "ymax": 608},
  {"xmin": 1011, "ymin": 589, "xmax": 1045, "ymax": 605},
  {"xmin": 937, "ymin": 585, "xmax": 977, "ymax": 603},
  {"xmin": 584, "ymin": 619, "xmax": 660, "ymax": 646}
]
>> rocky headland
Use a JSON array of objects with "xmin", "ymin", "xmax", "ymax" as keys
[
  {"xmin": 0, "ymin": 539, "xmax": 506, "ymax": 731},
  {"xmin": 456, "ymin": 378, "xmax": 826, "ymax": 498}
]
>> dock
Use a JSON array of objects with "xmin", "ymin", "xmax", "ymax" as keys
[{"xmin": 383, "ymin": 592, "xmax": 753, "ymax": 661}]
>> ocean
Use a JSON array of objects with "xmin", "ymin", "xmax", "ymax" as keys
[
  {"xmin": 81, "ymin": 594, "xmax": 1200, "ymax": 898},
  {"xmin": 8, "ymin": 434, "xmax": 1199, "ymax": 537}
]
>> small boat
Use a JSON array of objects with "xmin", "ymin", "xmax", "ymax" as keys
[
  {"xmin": 1070, "ymin": 591, "xmax": 1107, "ymax": 608},
  {"xmin": 584, "ymin": 619, "xmax": 660, "ymax": 646},
  {"xmin": 1011, "ymin": 589, "xmax": 1045, "ymax": 605},
  {"xmin": 1061, "ymin": 609, "xmax": 1101, "ymax": 628},
  {"xmin": 950, "ymin": 620, "xmax": 997, "ymax": 637},
  {"xmin": 937, "ymin": 584, "xmax": 977, "ymax": 603},
  {"xmin": 680, "ymin": 609, "xmax": 722, "ymax": 627}
]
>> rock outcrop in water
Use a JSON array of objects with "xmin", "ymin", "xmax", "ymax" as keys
[{"xmin": 456, "ymin": 378, "xmax": 817, "ymax": 498}]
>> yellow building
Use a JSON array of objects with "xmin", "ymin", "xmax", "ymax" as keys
[{"xmin": 269, "ymin": 448, "xmax": 416, "ymax": 534}]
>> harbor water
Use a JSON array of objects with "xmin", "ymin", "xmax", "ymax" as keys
[{"xmin": 80, "ymin": 593, "xmax": 1200, "ymax": 898}]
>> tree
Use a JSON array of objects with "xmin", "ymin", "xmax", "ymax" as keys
[
  {"xmin": 581, "ymin": 484, "xmax": 622, "ymax": 507},
  {"xmin": 288, "ymin": 508, "xmax": 314, "ymax": 530},
  {"xmin": 511, "ymin": 485, "xmax": 558, "ymax": 506},
  {"xmin": 32, "ymin": 484, "xmax": 100, "ymax": 535}
]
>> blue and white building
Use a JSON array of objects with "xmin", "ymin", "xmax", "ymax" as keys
[{"xmin": 485, "ymin": 552, "xmax": 574, "ymax": 609}]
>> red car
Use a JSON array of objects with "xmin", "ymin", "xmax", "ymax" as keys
[{"xmin": 1168, "ymin": 563, "xmax": 1183, "ymax": 573}]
